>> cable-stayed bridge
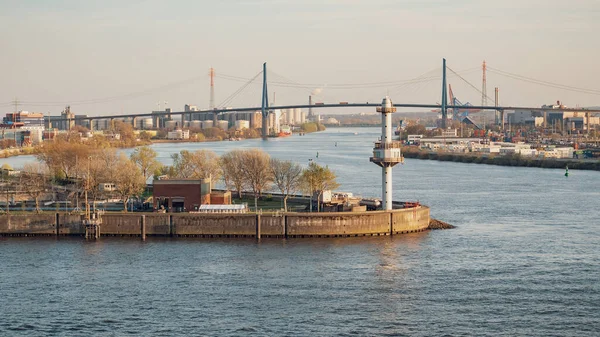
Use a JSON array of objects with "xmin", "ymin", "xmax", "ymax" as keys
[{"xmin": 7, "ymin": 59, "xmax": 600, "ymax": 139}]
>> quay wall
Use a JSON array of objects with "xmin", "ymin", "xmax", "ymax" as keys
[
  {"xmin": 59, "ymin": 214, "xmax": 84, "ymax": 235},
  {"xmin": 402, "ymin": 148, "xmax": 600, "ymax": 171},
  {"xmin": 0, "ymin": 206, "xmax": 430, "ymax": 238}
]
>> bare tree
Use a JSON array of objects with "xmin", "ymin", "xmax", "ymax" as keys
[
  {"xmin": 113, "ymin": 154, "xmax": 145, "ymax": 212},
  {"xmin": 1, "ymin": 166, "xmax": 16, "ymax": 214},
  {"xmin": 21, "ymin": 163, "xmax": 50, "ymax": 213},
  {"xmin": 72, "ymin": 150, "xmax": 113, "ymax": 211},
  {"xmin": 270, "ymin": 158, "xmax": 303, "ymax": 212},
  {"xmin": 300, "ymin": 162, "xmax": 340, "ymax": 212},
  {"xmin": 97, "ymin": 148, "xmax": 120, "ymax": 184},
  {"xmin": 220, "ymin": 150, "xmax": 246, "ymax": 198},
  {"xmin": 36, "ymin": 139, "xmax": 94, "ymax": 180},
  {"xmin": 111, "ymin": 120, "xmax": 136, "ymax": 145},
  {"xmin": 130, "ymin": 146, "xmax": 162, "ymax": 184},
  {"xmin": 171, "ymin": 149, "xmax": 221, "ymax": 180},
  {"xmin": 240, "ymin": 149, "xmax": 272, "ymax": 211}
]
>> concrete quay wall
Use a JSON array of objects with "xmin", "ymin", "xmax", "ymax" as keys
[{"xmin": 0, "ymin": 206, "xmax": 430, "ymax": 238}]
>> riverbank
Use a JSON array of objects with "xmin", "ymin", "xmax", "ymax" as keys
[
  {"xmin": 0, "ymin": 128, "xmax": 329, "ymax": 160},
  {"xmin": 0, "ymin": 147, "xmax": 39, "ymax": 159},
  {"xmin": 402, "ymin": 147, "xmax": 600, "ymax": 171}
]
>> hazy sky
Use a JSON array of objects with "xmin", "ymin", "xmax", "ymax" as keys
[{"xmin": 2, "ymin": 0, "xmax": 599, "ymax": 116}]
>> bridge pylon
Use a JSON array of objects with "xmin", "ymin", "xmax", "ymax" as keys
[
  {"xmin": 261, "ymin": 62, "xmax": 269, "ymax": 139},
  {"xmin": 441, "ymin": 58, "xmax": 448, "ymax": 129}
]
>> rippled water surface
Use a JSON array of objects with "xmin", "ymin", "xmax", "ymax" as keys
[{"xmin": 1, "ymin": 127, "xmax": 599, "ymax": 336}]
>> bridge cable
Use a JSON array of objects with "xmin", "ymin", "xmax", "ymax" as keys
[
  {"xmin": 388, "ymin": 67, "xmax": 441, "ymax": 97},
  {"xmin": 266, "ymin": 71, "xmax": 314, "ymax": 96},
  {"xmin": 487, "ymin": 66, "xmax": 600, "ymax": 96},
  {"xmin": 447, "ymin": 66, "xmax": 496, "ymax": 103},
  {"xmin": 230, "ymin": 67, "xmax": 444, "ymax": 89},
  {"xmin": 9, "ymin": 75, "xmax": 206, "ymax": 107},
  {"xmin": 217, "ymin": 71, "xmax": 262, "ymax": 108}
]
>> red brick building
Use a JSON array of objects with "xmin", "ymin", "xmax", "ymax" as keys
[{"xmin": 153, "ymin": 178, "xmax": 231, "ymax": 212}]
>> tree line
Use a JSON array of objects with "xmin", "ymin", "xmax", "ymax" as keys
[
  {"xmin": 154, "ymin": 148, "xmax": 339, "ymax": 211},
  {"xmin": 21, "ymin": 141, "xmax": 339, "ymax": 213}
]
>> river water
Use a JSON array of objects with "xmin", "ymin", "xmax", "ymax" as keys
[{"xmin": 1, "ymin": 127, "xmax": 599, "ymax": 336}]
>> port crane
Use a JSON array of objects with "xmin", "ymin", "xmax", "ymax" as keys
[
  {"xmin": 432, "ymin": 84, "xmax": 483, "ymax": 127},
  {"xmin": 448, "ymin": 84, "xmax": 480, "ymax": 120}
]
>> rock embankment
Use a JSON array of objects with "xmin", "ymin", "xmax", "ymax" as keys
[{"xmin": 428, "ymin": 219, "xmax": 455, "ymax": 229}]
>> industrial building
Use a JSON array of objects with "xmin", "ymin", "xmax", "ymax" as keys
[
  {"xmin": 167, "ymin": 129, "xmax": 190, "ymax": 140},
  {"xmin": 0, "ymin": 111, "xmax": 47, "ymax": 147},
  {"xmin": 507, "ymin": 110, "xmax": 544, "ymax": 127},
  {"xmin": 279, "ymin": 108, "xmax": 306, "ymax": 125},
  {"xmin": 223, "ymin": 111, "xmax": 263, "ymax": 129},
  {"xmin": 3, "ymin": 111, "xmax": 45, "ymax": 127},
  {"xmin": 508, "ymin": 101, "xmax": 599, "ymax": 131},
  {"xmin": 152, "ymin": 108, "xmax": 174, "ymax": 129}
]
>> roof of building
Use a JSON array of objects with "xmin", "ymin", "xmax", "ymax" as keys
[
  {"xmin": 153, "ymin": 178, "xmax": 209, "ymax": 185},
  {"xmin": 199, "ymin": 204, "xmax": 247, "ymax": 211}
]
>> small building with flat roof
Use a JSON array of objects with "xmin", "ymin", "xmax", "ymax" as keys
[{"xmin": 153, "ymin": 178, "xmax": 231, "ymax": 212}]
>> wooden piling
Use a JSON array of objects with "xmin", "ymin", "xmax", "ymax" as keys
[
  {"xmin": 55, "ymin": 213, "xmax": 60, "ymax": 236},
  {"xmin": 256, "ymin": 214, "xmax": 261, "ymax": 239},
  {"xmin": 141, "ymin": 215, "xmax": 146, "ymax": 241}
]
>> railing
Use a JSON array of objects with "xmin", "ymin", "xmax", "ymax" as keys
[
  {"xmin": 373, "ymin": 141, "xmax": 403, "ymax": 149},
  {"xmin": 370, "ymin": 156, "xmax": 404, "ymax": 163}
]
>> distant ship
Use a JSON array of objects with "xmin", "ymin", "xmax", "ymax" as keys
[
  {"xmin": 278, "ymin": 125, "xmax": 292, "ymax": 137},
  {"xmin": 269, "ymin": 125, "xmax": 292, "ymax": 138}
]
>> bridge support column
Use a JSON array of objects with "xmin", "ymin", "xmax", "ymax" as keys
[
  {"xmin": 494, "ymin": 87, "xmax": 499, "ymax": 126},
  {"xmin": 261, "ymin": 62, "xmax": 269, "ymax": 139},
  {"xmin": 441, "ymin": 58, "xmax": 448, "ymax": 129}
]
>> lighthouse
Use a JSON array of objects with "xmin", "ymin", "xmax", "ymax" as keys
[{"xmin": 369, "ymin": 96, "xmax": 404, "ymax": 210}]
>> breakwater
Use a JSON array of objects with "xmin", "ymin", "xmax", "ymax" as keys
[
  {"xmin": 402, "ymin": 148, "xmax": 600, "ymax": 171},
  {"xmin": 0, "ymin": 206, "xmax": 430, "ymax": 238}
]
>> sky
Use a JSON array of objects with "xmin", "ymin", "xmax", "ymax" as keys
[{"xmin": 1, "ymin": 0, "xmax": 600, "ymax": 117}]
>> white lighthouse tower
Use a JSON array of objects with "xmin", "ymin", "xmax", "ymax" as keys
[{"xmin": 369, "ymin": 96, "xmax": 404, "ymax": 210}]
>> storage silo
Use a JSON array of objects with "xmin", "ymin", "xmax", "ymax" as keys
[
  {"xmin": 96, "ymin": 119, "xmax": 110, "ymax": 130},
  {"xmin": 142, "ymin": 118, "xmax": 153, "ymax": 129},
  {"xmin": 165, "ymin": 120, "xmax": 177, "ymax": 130},
  {"xmin": 294, "ymin": 108, "xmax": 302, "ymax": 125},
  {"xmin": 281, "ymin": 109, "xmax": 290, "ymax": 124},
  {"xmin": 201, "ymin": 120, "xmax": 214, "ymax": 129},
  {"xmin": 217, "ymin": 120, "xmax": 229, "ymax": 130}
]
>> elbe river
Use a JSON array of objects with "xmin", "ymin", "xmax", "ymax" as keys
[{"xmin": 1, "ymin": 127, "xmax": 599, "ymax": 336}]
